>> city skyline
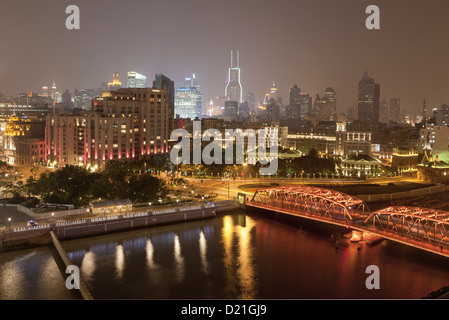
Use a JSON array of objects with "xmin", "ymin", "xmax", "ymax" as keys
[{"xmin": 0, "ymin": 0, "xmax": 448, "ymax": 116}]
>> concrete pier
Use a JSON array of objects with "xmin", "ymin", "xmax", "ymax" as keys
[{"xmin": 50, "ymin": 231, "xmax": 94, "ymax": 300}]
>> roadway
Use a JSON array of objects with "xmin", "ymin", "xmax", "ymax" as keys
[{"xmin": 186, "ymin": 175, "xmax": 420, "ymax": 200}]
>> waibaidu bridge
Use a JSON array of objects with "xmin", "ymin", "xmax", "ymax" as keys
[{"xmin": 246, "ymin": 185, "xmax": 449, "ymax": 258}]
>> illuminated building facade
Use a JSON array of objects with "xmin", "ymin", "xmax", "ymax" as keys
[
  {"xmin": 46, "ymin": 88, "xmax": 170, "ymax": 168},
  {"xmin": 74, "ymin": 88, "xmax": 102, "ymax": 110},
  {"xmin": 314, "ymin": 87, "xmax": 336, "ymax": 122},
  {"xmin": 108, "ymin": 72, "xmax": 122, "ymax": 90},
  {"xmin": 339, "ymin": 153, "xmax": 382, "ymax": 177},
  {"xmin": 175, "ymin": 75, "xmax": 202, "ymax": 119},
  {"xmin": 418, "ymin": 123, "xmax": 449, "ymax": 162},
  {"xmin": 3, "ymin": 116, "xmax": 45, "ymax": 164},
  {"xmin": 15, "ymin": 138, "xmax": 46, "ymax": 166},
  {"xmin": 127, "ymin": 71, "xmax": 147, "ymax": 88}
]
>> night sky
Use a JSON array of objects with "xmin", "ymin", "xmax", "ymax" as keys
[{"xmin": 1, "ymin": 0, "xmax": 448, "ymax": 115}]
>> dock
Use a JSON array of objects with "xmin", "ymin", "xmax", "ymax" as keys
[{"xmin": 50, "ymin": 231, "xmax": 94, "ymax": 300}]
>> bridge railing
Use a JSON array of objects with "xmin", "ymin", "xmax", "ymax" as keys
[{"xmin": 363, "ymin": 207, "xmax": 449, "ymax": 249}]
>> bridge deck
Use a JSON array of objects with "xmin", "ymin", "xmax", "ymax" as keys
[{"xmin": 246, "ymin": 202, "xmax": 449, "ymax": 259}]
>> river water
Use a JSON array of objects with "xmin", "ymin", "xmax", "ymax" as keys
[{"xmin": 1, "ymin": 210, "xmax": 449, "ymax": 299}]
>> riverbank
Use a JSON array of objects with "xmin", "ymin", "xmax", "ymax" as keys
[{"xmin": 0, "ymin": 200, "xmax": 239, "ymax": 252}]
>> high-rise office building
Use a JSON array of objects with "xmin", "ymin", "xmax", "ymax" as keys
[
  {"xmin": 357, "ymin": 72, "xmax": 380, "ymax": 123},
  {"xmin": 264, "ymin": 83, "xmax": 278, "ymax": 105},
  {"xmin": 379, "ymin": 98, "xmax": 389, "ymax": 123},
  {"xmin": 389, "ymin": 98, "xmax": 400, "ymax": 122},
  {"xmin": 224, "ymin": 100, "xmax": 238, "ymax": 118},
  {"xmin": 289, "ymin": 84, "xmax": 302, "ymax": 119},
  {"xmin": 265, "ymin": 98, "xmax": 280, "ymax": 123},
  {"xmin": 153, "ymin": 74, "xmax": 175, "ymax": 135},
  {"xmin": 127, "ymin": 71, "xmax": 147, "ymax": 88},
  {"xmin": 74, "ymin": 88, "xmax": 102, "ymax": 110},
  {"xmin": 174, "ymin": 74, "xmax": 202, "ymax": 119},
  {"xmin": 51, "ymin": 81, "xmax": 62, "ymax": 103},
  {"xmin": 314, "ymin": 88, "xmax": 336, "ymax": 122},
  {"xmin": 62, "ymin": 89, "xmax": 72, "ymax": 108},
  {"xmin": 225, "ymin": 50, "xmax": 243, "ymax": 103},
  {"xmin": 245, "ymin": 93, "xmax": 256, "ymax": 113},
  {"xmin": 435, "ymin": 104, "xmax": 449, "ymax": 126},
  {"xmin": 238, "ymin": 101, "xmax": 250, "ymax": 120},
  {"xmin": 324, "ymin": 87, "xmax": 337, "ymax": 119}
]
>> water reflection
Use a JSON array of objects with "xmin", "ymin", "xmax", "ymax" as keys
[
  {"xmin": 81, "ymin": 251, "xmax": 96, "ymax": 281},
  {"xmin": 0, "ymin": 259, "xmax": 25, "ymax": 299},
  {"xmin": 115, "ymin": 244, "xmax": 124, "ymax": 279},
  {"xmin": 173, "ymin": 233, "xmax": 185, "ymax": 282},
  {"xmin": 222, "ymin": 214, "xmax": 257, "ymax": 299},
  {"xmin": 146, "ymin": 238, "xmax": 163, "ymax": 285},
  {"xmin": 199, "ymin": 229, "xmax": 209, "ymax": 274},
  {"xmin": 236, "ymin": 215, "xmax": 257, "ymax": 299},
  {"xmin": 12, "ymin": 212, "xmax": 449, "ymax": 299}
]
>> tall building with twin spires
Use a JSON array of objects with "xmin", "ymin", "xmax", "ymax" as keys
[{"xmin": 225, "ymin": 50, "xmax": 243, "ymax": 104}]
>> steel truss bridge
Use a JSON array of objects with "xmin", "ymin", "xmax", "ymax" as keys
[{"xmin": 248, "ymin": 185, "xmax": 449, "ymax": 258}]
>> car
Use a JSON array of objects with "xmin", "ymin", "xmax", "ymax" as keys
[{"xmin": 27, "ymin": 220, "xmax": 38, "ymax": 227}]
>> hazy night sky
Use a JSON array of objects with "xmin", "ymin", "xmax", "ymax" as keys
[{"xmin": 1, "ymin": 0, "xmax": 448, "ymax": 115}]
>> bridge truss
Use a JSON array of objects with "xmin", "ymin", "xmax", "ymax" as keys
[
  {"xmin": 249, "ymin": 186, "xmax": 449, "ymax": 256},
  {"xmin": 251, "ymin": 185, "xmax": 370, "ymax": 222},
  {"xmin": 364, "ymin": 206, "xmax": 449, "ymax": 248}
]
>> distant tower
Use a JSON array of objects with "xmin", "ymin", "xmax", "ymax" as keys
[
  {"xmin": 108, "ymin": 72, "xmax": 122, "ymax": 90},
  {"xmin": 51, "ymin": 81, "xmax": 57, "ymax": 100},
  {"xmin": 225, "ymin": 50, "xmax": 243, "ymax": 103},
  {"xmin": 357, "ymin": 72, "xmax": 380, "ymax": 123},
  {"xmin": 422, "ymin": 98, "xmax": 427, "ymax": 124},
  {"xmin": 389, "ymin": 98, "xmax": 401, "ymax": 122},
  {"xmin": 289, "ymin": 84, "xmax": 302, "ymax": 119}
]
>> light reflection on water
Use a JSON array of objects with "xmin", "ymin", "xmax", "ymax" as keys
[
  {"xmin": 173, "ymin": 233, "xmax": 185, "ymax": 283},
  {"xmin": 2, "ymin": 211, "xmax": 449, "ymax": 299}
]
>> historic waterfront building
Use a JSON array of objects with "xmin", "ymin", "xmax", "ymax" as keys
[{"xmin": 45, "ymin": 88, "xmax": 170, "ymax": 168}]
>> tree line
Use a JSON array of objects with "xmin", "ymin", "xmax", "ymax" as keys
[{"xmin": 23, "ymin": 160, "xmax": 168, "ymax": 207}]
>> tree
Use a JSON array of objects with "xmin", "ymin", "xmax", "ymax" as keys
[
  {"xmin": 28, "ymin": 165, "xmax": 94, "ymax": 206},
  {"xmin": 127, "ymin": 173, "xmax": 168, "ymax": 203}
]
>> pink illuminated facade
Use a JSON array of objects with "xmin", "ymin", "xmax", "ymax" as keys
[{"xmin": 45, "ymin": 88, "xmax": 171, "ymax": 168}]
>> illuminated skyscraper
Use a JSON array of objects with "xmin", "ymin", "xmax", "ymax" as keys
[
  {"xmin": 175, "ymin": 74, "xmax": 202, "ymax": 119},
  {"xmin": 108, "ymin": 72, "xmax": 122, "ymax": 90},
  {"xmin": 357, "ymin": 72, "xmax": 380, "ymax": 123},
  {"xmin": 127, "ymin": 71, "xmax": 147, "ymax": 88},
  {"xmin": 314, "ymin": 87, "xmax": 336, "ymax": 122},
  {"xmin": 225, "ymin": 50, "xmax": 243, "ymax": 103}
]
